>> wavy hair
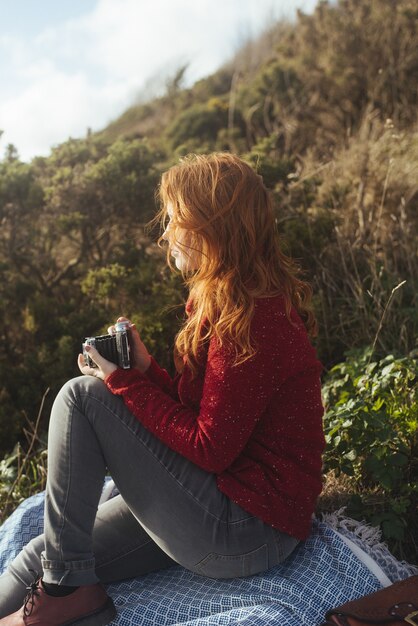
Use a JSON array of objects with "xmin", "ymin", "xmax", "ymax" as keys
[{"xmin": 152, "ymin": 152, "xmax": 317, "ymax": 375}]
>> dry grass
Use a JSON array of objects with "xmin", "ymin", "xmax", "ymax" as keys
[
  {"xmin": 316, "ymin": 471, "xmax": 355, "ymax": 515},
  {"xmin": 290, "ymin": 114, "xmax": 418, "ymax": 362}
]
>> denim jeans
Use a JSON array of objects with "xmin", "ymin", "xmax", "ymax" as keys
[{"xmin": 0, "ymin": 375, "xmax": 298, "ymax": 616}]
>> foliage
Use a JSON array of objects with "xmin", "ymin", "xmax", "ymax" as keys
[
  {"xmin": 322, "ymin": 347, "xmax": 418, "ymax": 558},
  {"xmin": 0, "ymin": 390, "xmax": 49, "ymax": 524},
  {"xmin": 0, "ymin": 445, "xmax": 48, "ymax": 524},
  {"xmin": 0, "ymin": 135, "xmax": 171, "ymax": 456},
  {"xmin": 166, "ymin": 98, "xmax": 231, "ymax": 153},
  {"xmin": 274, "ymin": 116, "xmax": 418, "ymax": 364}
]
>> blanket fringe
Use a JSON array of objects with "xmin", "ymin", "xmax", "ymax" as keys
[
  {"xmin": 320, "ymin": 508, "xmax": 418, "ymax": 579},
  {"xmin": 320, "ymin": 507, "xmax": 385, "ymax": 548}
]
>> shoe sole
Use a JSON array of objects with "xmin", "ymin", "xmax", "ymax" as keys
[{"xmin": 63, "ymin": 597, "xmax": 117, "ymax": 625}]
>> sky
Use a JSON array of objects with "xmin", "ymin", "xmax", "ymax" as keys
[{"xmin": 0, "ymin": 0, "xmax": 319, "ymax": 162}]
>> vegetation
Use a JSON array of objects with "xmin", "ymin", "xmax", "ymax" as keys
[
  {"xmin": 0, "ymin": 0, "xmax": 417, "ymax": 561},
  {"xmin": 321, "ymin": 348, "xmax": 417, "ymax": 561}
]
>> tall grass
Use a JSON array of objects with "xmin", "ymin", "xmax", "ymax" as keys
[
  {"xmin": 283, "ymin": 114, "xmax": 418, "ymax": 365},
  {"xmin": 0, "ymin": 390, "xmax": 49, "ymax": 524}
]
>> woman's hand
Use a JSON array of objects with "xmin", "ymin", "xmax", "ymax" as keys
[
  {"xmin": 77, "ymin": 345, "xmax": 118, "ymax": 381},
  {"xmin": 108, "ymin": 317, "xmax": 151, "ymax": 374}
]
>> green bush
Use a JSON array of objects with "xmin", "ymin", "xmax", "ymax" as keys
[
  {"xmin": 322, "ymin": 346, "xmax": 418, "ymax": 558},
  {"xmin": 166, "ymin": 98, "xmax": 230, "ymax": 151}
]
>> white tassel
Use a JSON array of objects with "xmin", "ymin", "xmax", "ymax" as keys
[
  {"xmin": 321, "ymin": 508, "xmax": 384, "ymax": 548},
  {"xmin": 320, "ymin": 508, "xmax": 418, "ymax": 579}
]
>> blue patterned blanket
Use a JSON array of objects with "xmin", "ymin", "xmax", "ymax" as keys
[{"xmin": 0, "ymin": 492, "xmax": 414, "ymax": 626}]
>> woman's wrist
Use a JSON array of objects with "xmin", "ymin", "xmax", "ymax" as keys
[{"xmin": 136, "ymin": 355, "xmax": 152, "ymax": 374}]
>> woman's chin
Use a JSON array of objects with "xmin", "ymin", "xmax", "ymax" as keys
[
  {"xmin": 174, "ymin": 257, "xmax": 197, "ymax": 272},
  {"xmin": 173, "ymin": 255, "xmax": 185, "ymax": 271},
  {"xmin": 171, "ymin": 250, "xmax": 198, "ymax": 272}
]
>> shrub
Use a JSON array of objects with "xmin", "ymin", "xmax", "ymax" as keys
[
  {"xmin": 322, "ymin": 346, "xmax": 418, "ymax": 560},
  {"xmin": 166, "ymin": 98, "xmax": 230, "ymax": 151}
]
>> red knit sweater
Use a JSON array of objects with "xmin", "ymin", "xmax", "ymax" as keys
[{"xmin": 105, "ymin": 295, "xmax": 325, "ymax": 540}]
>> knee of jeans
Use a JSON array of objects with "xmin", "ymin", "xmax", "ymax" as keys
[
  {"xmin": 52, "ymin": 377, "xmax": 108, "ymax": 425},
  {"xmin": 59, "ymin": 375, "xmax": 105, "ymax": 402}
]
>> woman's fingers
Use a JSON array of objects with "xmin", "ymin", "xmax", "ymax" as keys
[
  {"xmin": 77, "ymin": 353, "xmax": 99, "ymax": 377},
  {"xmin": 84, "ymin": 345, "xmax": 103, "ymax": 367},
  {"xmin": 78, "ymin": 346, "xmax": 118, "ymax": 380},
  {"xmin": 106, "ymin": 316, "xmax": 150, "ymax": 372}
]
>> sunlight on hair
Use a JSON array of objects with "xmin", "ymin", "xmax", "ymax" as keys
[{"xmin": 148, "ymin": 152, "xmax": 317, "ymax": 376}]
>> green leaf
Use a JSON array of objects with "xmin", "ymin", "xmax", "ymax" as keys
[
  {"xmin": 381, "ymin": 518, "xmax": 405, "ymax": 541},
  {"xmin": 391, "ymin": 453, "xmax": 409, "ymax": 467},
  {"xmin": 372, "ymin": 397, "xmax": 385, "ymax": 411},
  {"xmin": 344, "ymin": 450, "xmax": 357, "ymax": 461}
]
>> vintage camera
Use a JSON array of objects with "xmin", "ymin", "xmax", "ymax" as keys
[{"xmin": 83, "ymin": 320, "xmax": 131, "ymax": 369}]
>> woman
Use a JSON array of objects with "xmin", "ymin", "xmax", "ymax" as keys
[{"xmin": 0, "ymin": 153, "xmax": 325, "ymax": 625}]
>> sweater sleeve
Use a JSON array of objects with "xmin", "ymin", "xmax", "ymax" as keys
[
  {"xmin": 144, "ymin": 356, "xmax": 180, "ymax": 399},
  {"xmin": 105, "ymin": 332, "xmax": 281, "ymax": 474}
]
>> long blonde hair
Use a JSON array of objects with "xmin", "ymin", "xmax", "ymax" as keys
[{"xmin": 153, "ymin": 152, "xmax": 317, "ymax": 375}]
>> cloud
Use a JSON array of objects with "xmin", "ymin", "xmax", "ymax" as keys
[
  {"xmin": 0, "ymin": 69, "xmax": 128, "ymax": 159},
  {"xmin": 0, "ymin": 0, "xmax": 319, "ymax": 161}
]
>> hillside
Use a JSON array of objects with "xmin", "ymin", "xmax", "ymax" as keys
[{"xmin": 0, "ymin": 0, "xmax": 417, "ymax": 560}]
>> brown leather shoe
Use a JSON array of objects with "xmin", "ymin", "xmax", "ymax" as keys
[{"xmin": 0, "ymin": 576, "xmax": 117, "ymax": 625}]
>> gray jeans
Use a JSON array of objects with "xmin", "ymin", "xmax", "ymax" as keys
[{"xmin": 0, "ymin": 375, "xmax": 298, "ymax": 616}]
